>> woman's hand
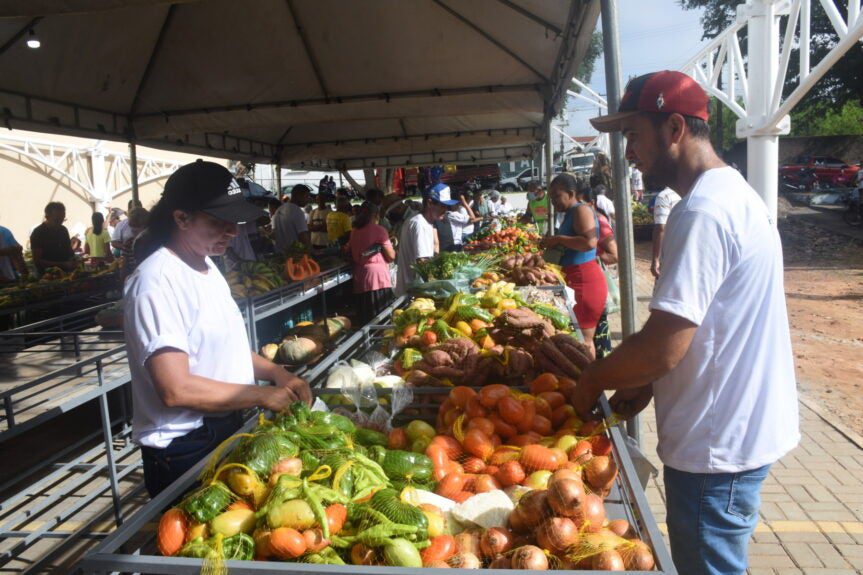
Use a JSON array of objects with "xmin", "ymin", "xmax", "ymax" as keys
[
  {"xmin": 540, "ymin": 235, "xmax": 558, "ymax": 249},
  {"xmin": 270, "ymin": 365, "xmax": 312, "ymax": 405}
]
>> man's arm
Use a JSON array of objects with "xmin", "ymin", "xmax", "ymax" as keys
[
  {"xmin": 651, "ymin": 224, "xmax": 665, "ymax": 278},
  {"xmin": 570, "ymin": 310, "xmax": 697, "ymax": 418}
]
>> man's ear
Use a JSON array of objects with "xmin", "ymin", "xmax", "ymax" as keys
[{"xmin": 668, "ymin": 113, "xmax": 686, "ymax": 145}]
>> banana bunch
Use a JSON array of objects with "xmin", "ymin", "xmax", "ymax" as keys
[{"xmin": 226, "ymin": 261, "xmax": 285, "ymax": 299}]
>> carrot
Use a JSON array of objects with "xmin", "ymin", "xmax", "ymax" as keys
[
  {"xmin": 157, "ymin": 508, "xmax": 188, "ymax": 557},
  {"xmin": 269, "ymin": 527, "xmax": 307, "ymax": 559},
  {"xmin": 520, "ymin": 444, "xmax": 559, "ymax": 472}
]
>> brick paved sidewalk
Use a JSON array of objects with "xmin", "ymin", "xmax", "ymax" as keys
[{"xmin": 613, "ymin": 265, "xmax": 863, "ymax": 574}]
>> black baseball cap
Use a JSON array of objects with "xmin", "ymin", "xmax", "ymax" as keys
[{"xmin": 163, "ymin": 160, "xmax": 264, "ymax": 224}]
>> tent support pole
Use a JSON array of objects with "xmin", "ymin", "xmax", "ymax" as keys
[
  {"xmin": 600, "ymin": 0, "xmax": 639, "ymax": 445},
  {"xmin": 275, "ymin": 164, "xmax": 282, "ymax": 194},
  {"xmin": 544, "ymin": 119, "xmax": 554, "ymax": 236},
  {"xmin": 129, "ymin": 142, "xmax": 140, "ymax": 206}
]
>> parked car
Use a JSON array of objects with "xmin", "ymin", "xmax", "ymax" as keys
[{"xmin": 779, "ymin": 155, "xmax": 859, "ymax": 188}]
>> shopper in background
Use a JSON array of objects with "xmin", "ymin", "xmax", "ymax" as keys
[
  {"xmin": 541, "ymin": 174, "xmax": 606, "ymax": 357},
  {"xmin": 394, "ymin": 185, "xmax": 455, "ymax": 296},
  {"xmin": 629, "ymin": 164, "xmax": 644, "ymax": 201},
  {"xmin": 327, "ymin": 196, "xmax": 353, "ymax": 244},
  {"xmin": 112, "ymin": 199, "xmax": 143, "ymax": 254},
  {"xmin": 471, "ymin": 189, "xmax": 492, "ymax": 221},
  {"xmin": 523, "ymin": 181, "xmax": 551, "ymax": 233},
  {"xmin": 107, "ymin": 208, "xmax": 122, "ymax": 239},
  {"xmin": 30, "ymin": 202, "xmax": 77, "ymax": 273},
  {"xmin": 346, "ymin": 201, "xmax": 395, "ymax": 323},
  {"xmin": 0, "ymin": 225, "xmax": 28, "ymax": 282},
  {"xmin": 575, "ymin": 70, "xmax": 799, "ymax": 575},
  {"xmin": 84, "ymin": 212, "xmax": 114, "ymax": 266},
  {"xmin": 487, "ymin": 190, "xmax": 502, "ymax": 216},
  {"xmin": 124, "ymin": 160, "xmax": 310, "ymax": 498},
  {"xmin": 272, "ymin": 184, "xmax": 311, "ymax": 252},
  {"xmin": 651, "ymin": 187, "xmax": 682, "ymax": 279},
  {"xmin": 593, "ymin": 184, "xmax": 616, "ymax": 224},
  {"xmin": 308, "ymin": 193, "xmax": 330, "ymax": 249},
  {"xmin": 444, "ymin": 189, "xmax": 479, "ymax": 250},
  {"xmin": 591, "ymin": 152, "xmax": 614, "ymax": 192},
  {"xmin": 122, "ymin": 207, "xmax": 150, "ymax": 276}
]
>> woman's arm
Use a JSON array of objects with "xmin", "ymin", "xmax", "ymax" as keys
[
  {"xmin": 544, "ymin": 206, "xmax": 597, "ymax": 251},
  {"xmin": 599, "ymin": 237, "xmax": 618, "ymax": 265},
  {"xmin": 147, "ymin": 349, "xmax": 298, "ymax": 412}
]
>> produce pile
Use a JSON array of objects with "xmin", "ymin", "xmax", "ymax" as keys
[
  {"xmin": 465, "ymin": 226, "xmax": 541, "ymax": 254},
  {"xmin": 0, "ymin": 262, "xmax": 120, "ymax": 309},
  {"xmin": 480, "ymin": 253, "xmax": 564, "ymax": 287},
  {"xmin": 632, "ymin": 201, "xmax": 652, "ymax": 226},
  {"xmin": 259, "ymin": 316, "xmax": 351, "ymax": 367},
  {"xmin": 227, "ymin": 261, "xmax": 286, "ymax": 299}
]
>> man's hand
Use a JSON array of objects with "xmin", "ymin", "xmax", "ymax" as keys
[
  {"xmin": 570, "ymin": 366, "xmax": 603, "ymax": 421},
  {"xmin": 608, "ymin": 385, "xmax": 653, "ymax": 419},
  {"xmin": 270, "ymin": 366, "xmax": 312, "ymax": 406},
  {"xmin": 650, "ymin": 259, "xmax": 661, "ymax": 279},
  {"xmin": 261, "ymin": 385, "xmax": 302, "ymax": 413}
]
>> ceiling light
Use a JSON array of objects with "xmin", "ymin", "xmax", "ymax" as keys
[{"xmin": 26, "ymin": 29, "xmax": 40, "ymax": 49}]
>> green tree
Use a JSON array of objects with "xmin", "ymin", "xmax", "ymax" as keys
[
  {"xmin": 679, "ymin": 0, "xmax": 863, "ymax": 128},
  {"xmin": 575, "ymin": 32, "xmax": 604, "ymax": 87},
  {"xmin": 791, "ymin": 100, "xmax": 863, "ymax": 136}
]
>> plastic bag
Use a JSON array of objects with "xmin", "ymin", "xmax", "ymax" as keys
[
  {"xmin": 407, "ymin": 278, "xmax": 468, "ymax": 300},
  {"xmin": 602, "ymin": 262, "xmax": 621, "ymax": 315}
]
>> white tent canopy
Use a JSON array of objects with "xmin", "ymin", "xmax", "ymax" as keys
[{"xmin": 0, "ymin": 0, "xmax": 599, "ymax": 169}]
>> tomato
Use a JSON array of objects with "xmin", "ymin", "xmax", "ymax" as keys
[
  {"xmin": 426, "ymin": 444, "xmax": 449, "ymax": 471},
  {"xmin": 436, "ymin": 472, "xmax": 465, "ymax": 499},
  {"xmin": 579, "ymin": 421, "xmax": 600, "ymax": 436},
  {"xmin": 557, "ymin": 377, "xmax": 577, "ymax": 396},
  {"xmin": 421, "ymin": 330, "xmax": 438, "ymax": 347},
  {"xmin": 388, "ymin": 428, "xmax": 409, "ymax": 450},
  {"xmin": 431, "ymin": 435, "xmax": 466, "ymax": 460},
  {"xmin": 463, "ymin": 429, "xmax": 494, "ymax": 461},
  {"xmin": 589, "ymin": 434, "xmax": 613, "ymax": 456},
  {"xmin": 489, "ymin": 448, "xmax": 520, "ymax": 466},
  {"xmin": 498, "ymin": 396, "xmax": 526, "ymax": 426},
  {"xmin": 495, "ymin": 460, "xmax": 526, "ymax": 487},
  {"xmin": 531, "ymin": 415, "xmax": 552, "ymax": 436},
  {"xmin": 479, "ymin": 384, "xmax": 510, "ymax": 408},
  {"xmin": 538, "ymin": 391, "xmax": 566, "ymax": 410},
  {"xmin": 325, "ymin": 504, "xmax": 347, "ymax": 535},
  {"xmin": 465, "ymin": 395, "xmax": 488, "ymax": 419},
  {"xmin": 529, "ymin": 373, "xmax": 559, "ymax": 394},
  {"xmin": 474, "ymin": 474, "xmax": 502, "ymax": 493},
  {"xmin": 450, "ymin": 386, "xmax": 478, "ymax": 409},
  {"xmin": 443, "ymin": 408, "xmax": 463, "ymax": 428},
  {"xmin": 489, "ymin": 413, "xmax": 518, "ymax": 439},
  {"xmin": 515, "ymin": 400, "xmax": 536, "ymax": 434},
  {"xmin": 533, "ymin": 397, "xmax": 553, "ymax": 420},
  {"xmin": 462, "ymin": 457, "xmax": 487, "ymax": 474},
  {"xmin": 551, "ymin": 404, "xmax": 577, "ymax": 428}
]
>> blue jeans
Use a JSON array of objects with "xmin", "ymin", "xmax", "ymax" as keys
[
  {"xmin": 141, "ymin": 413, "xmax": 243, "ymax": 498},
  {"xmin": 664, "ymin": 463, "xmax": 771, "ymax": 575}
]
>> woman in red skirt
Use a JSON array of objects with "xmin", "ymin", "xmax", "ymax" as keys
[{"xmin": 541, "ymin": 173, "xmax": 607, "ymax": 357}]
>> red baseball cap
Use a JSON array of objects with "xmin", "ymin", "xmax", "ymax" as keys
[{"xmin": 590, "ymin": 70, "xmax": 709, "ymax": 133}]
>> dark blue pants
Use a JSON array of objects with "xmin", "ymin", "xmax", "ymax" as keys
[{"xmin": 140, "ymin": 412, "xmax": 243, "ymax": 498}]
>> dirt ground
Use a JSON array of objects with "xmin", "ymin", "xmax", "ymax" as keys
[{"xmin": 633, "ymin": 207, "xmax": 863, "ymax": 436}]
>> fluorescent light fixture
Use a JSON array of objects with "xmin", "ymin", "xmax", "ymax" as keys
[{"xmin": 26, "ymin": 28, "xmax": 40, "ymax": 49}]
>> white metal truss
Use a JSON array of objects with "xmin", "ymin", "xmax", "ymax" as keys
[
  {"xmin": 680, "ymin": 0, "xmax": 863, "ymax": 220},
  {"xmin": 567, "ymin": 78, "xmax": 610, "ymax": 155},
  {"xmin": 0, "ymin": 132, "xmax": 181, "ymax": 210}
]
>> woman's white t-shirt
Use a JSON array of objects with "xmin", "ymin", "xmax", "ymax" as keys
[{"xmin": 124, "ymin": 247, "xmax": 254, "ymax": 448}]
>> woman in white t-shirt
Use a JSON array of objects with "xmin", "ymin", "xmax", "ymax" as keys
[{"xmin": 125, "ymin": 160, "xmax": 311, "ymax": 497}]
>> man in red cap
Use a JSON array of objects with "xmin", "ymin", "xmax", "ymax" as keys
[{"xmin": 571, "ymin": 71, "xmax": 799, "ymax": 574}]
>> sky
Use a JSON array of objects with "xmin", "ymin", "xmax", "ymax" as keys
[{"xmin": 564, "ymin": 0, "xmax": 710, "ymax": 137}]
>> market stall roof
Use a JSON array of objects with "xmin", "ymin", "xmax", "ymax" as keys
[{"xmin": 0, "ymin": 0, "xmax": 599, "ymax": 168}]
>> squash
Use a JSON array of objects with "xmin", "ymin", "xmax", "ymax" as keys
[
  {"xmin": 276, "ymin": 337, "xmax": 323, "ymax": 365},
  {"xmin": 315, "ymin": 316, "xmax": 351, "ymax": 340},
  {"xmin": 260, "ymin": 343, "xmax": 279, "ymax": 361},
  {"xmin": 292, "ymin": 324, "xmax": 328, "ymax": 341}
]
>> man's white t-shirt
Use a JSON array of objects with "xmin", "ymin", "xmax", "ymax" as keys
[
  {"xmin": 446, "ymin": 207, "xmax": 472, "ymax": 245},
  {"xmin": 630, "ymin": 167, "xmax": 643, "ymax": 190},
  {"xmin": 653, "ymin": 188, "xmax": 681, "ymax": 225},
  {"xmin": 395, "ymin": 213, "xmax": 435, "ymax": 296},
  {"xmin": 596, "ymin": 194, "xmax": 616, "ymax": 221},
  {"xmin": 273, "ymin": 202, "xmax": 308, "ymax": 253},
  {"xmin": 111, "ymin": 219, "xmax": 134, "ymax": 244},
  {"xmin": 650, "ymin": 167, "xmax": 799, "ymax": 473},
  {"xmin": 124, "ymin": 247, "xmax": 254, "ymax": 448}
]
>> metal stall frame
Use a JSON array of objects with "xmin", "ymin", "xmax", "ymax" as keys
[{"xmin": 0, "ymin": 265, "xmax": 354, "ymax": 571}]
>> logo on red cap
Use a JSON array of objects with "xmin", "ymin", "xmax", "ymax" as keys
[{"xmin": 656, "ymin": 93, "xmax": 665, "ymax": 110}]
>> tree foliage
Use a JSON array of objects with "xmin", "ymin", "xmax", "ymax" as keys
[
  {"xmin": 575, "ymin": 32, "xmax": 604, "ymax": 87},
  {"xmin": 679, "ymin": 0, "xmax": 863, "ymax": 130}
]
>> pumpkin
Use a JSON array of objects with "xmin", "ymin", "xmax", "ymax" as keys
[
  {"xmin": 316, "ymin": 316, "xmax": 351, "ymax": 339},
  {"xmin": 276, "ymin": 337, "xmax": 323, "ymax": 365},
  {"xmin": 260, "ymin": 343, "xmax": 279, "ymax": 361},
  {"xmin": 292, "ymin": 324, "xmax": 328, "ymax": 341}
]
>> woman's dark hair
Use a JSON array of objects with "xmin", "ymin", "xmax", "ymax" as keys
[
  {"xmin": 550, "ymin": 172, "xmax": 579, "ymax": 193},
  {"xmin": 576, "ymin": 186, "xmax": 611, "ymax": 221},
  {"xmin": 353, "ymin": 201, "xmax": 380, "ymax": 229},
  {"xmin": 44, "ymin": 201, "xmax": 65, "ymax": 217},
  {"xmin": 91, "ymin": 212, "xmax": 105, "ymax": 236}
]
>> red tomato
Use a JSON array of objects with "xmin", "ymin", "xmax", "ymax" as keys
[
  {"xmin": 479, "ymin": 384, "xmax": 510, "ymax": 408},
  {"xmin": 449, "ymin": 386, "xmax": 477, "ymax": 409}
]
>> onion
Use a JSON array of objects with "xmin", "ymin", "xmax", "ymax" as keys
[
  {"xmin": 488, "ymin": 555, "xmax": 511, "ymax": 569},
  {"xmin": 581, "ymin": 493, "xmax": 606, "ymax": 532},
  {"xmin": 524, "ymin": 470, "xmax": 552, "ymax": 490},
  {"xmin": 621, "ymin": 540, "xmax": 655, "ymax": 570},
  {"xmin": 508, "ymin": 507, "xmax": 529, "ymax": 533},
  {"xmin": 606, "ymin": 519, "xmax": 634, "ymax": 539},
  {"xmin": 584, "ymin": 455, "xmax": 618, "ymax": 492},
  {"xmin": 480, "ymin": 527, "xmax": 513, "ymax": 558},
  {"xmin": 425, "ymin": 560, "xmax": 451, "ymax": 568},
  {"xmin": 570, "ymin": 439, "xmax": 593, "ymax": 463},
  {"xmin": 454, "ymin": 530, "xmax": 482, "ymax": 557},
  {"xmin": 510, "ymin": 545, "xmax": 548, "ymax": 570},
  {"xmin": 592, "ymin": 549, "xmax": 625, "ymax": 570},
  {"xmin": 549, "ymin": 468, "xmax": 581, "ymax": 486},
  {"xmin": 514, "ymin": 490, "xmax": 550, "ymax": 529},
  {"xmin": 547, "ymin": 478, "xmax": 586, "ymax": 518},
  {"xmin": 535, "ymin": 517, "xmax": 579, "ymax": 555},
  {"xmin": 447, "ymin": 552, "xmax": 481, "ymax": 569},
  {"xmin": 302, "ymin": 528, "xmax": 329, "ymax": 553}
]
